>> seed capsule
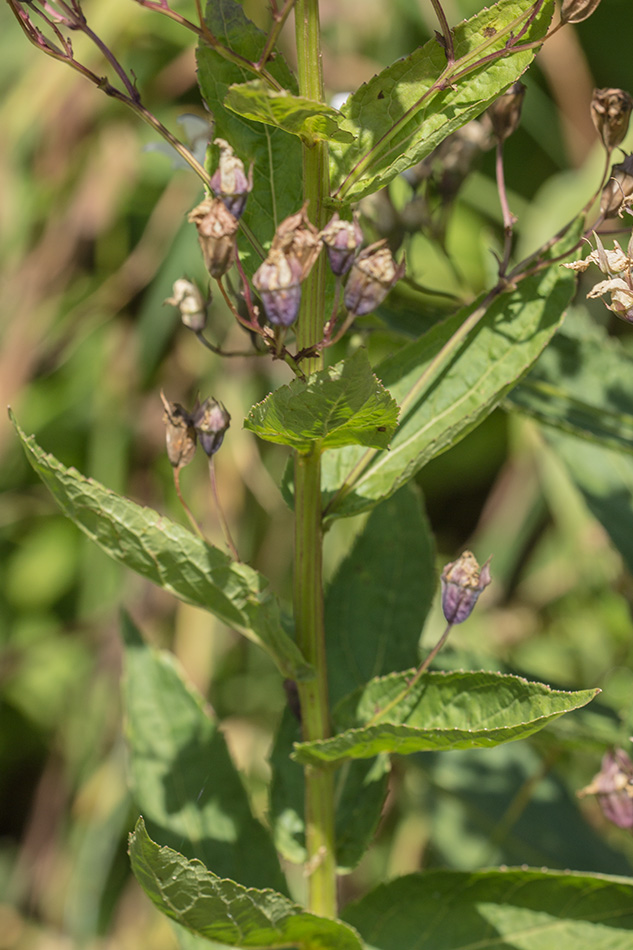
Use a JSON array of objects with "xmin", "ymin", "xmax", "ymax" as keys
[
  {"xmin": 487, "ymin": 81, "xmax": 526, "ymax": 143},
  {"xmin": 188, "ymin": 196, "xmax": 239, "ymax": 278},
  {"xmin": 253, "ymin": 248, "xmax": 304, "ymax": 327},
  {"xmin": 160, "ymin": 392, "xmax": 197, "ymax": 469},
  {"xmin": 440, "ymin": 551, "xmax": 492, "ymax": 625},
  {"xmin": 271, "ymin": 205, "xmax": 322, "ymax": 282},
  {"xmin": 165, "ymin": 279, "xmax": 207, "ymax": 332},
  {"xmin": 191, "ymin": 398, "xmax": 231, "ymax": 457},
  {"xmin": 600, "ymin": 154, "xmax": 633, "ymax": 218},
  {"xmin": 591, "ymin": 88, "xmax": 633, "ymax": 152},
  {"xmin": 560, "ymin": 0, "xmax": 602, "ymax": 24},
  {"xmin": 210, "ymin": 138, "xmax": 253, "ymax": 219},
  {"xmin": 320, "ymin": 213, "xmax": 364, "ymax": 276},
  {"xmin": 343, "ymin": 240, "xmax": 405, "ymax": 316}
]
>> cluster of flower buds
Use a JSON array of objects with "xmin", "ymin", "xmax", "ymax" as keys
[
  {"xmin": 161, "ymin": 392, "xmax": 231, "ymax": 469},
  {"xmin": 440, "ymin": 550, "xmax": 492, "ymax": 625},
  {"xmin": 578, "ymin": 748, "xmax": 633, "ymax": 829},
  {"xmin": 591, "ymin": 88, "xmax": 633, "ymax": 153},
  {"xmin": 563, "ymin": 231, "xmax": 633, "ymax": 323},
  {"xmin": 253, "ymin": 206, "xmax": 321, "ymax": 327},
  {"xmin": 560, "ymin": 0, "xmax": 602, "ymax": 25}
]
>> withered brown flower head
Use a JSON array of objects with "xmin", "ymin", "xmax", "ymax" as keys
[
  {"xmin": 343, "ymin": 240, "xmax": 405, "ymax": 316},
  {"xmin": 560, "ymin": 0, "xmax": 603, "ymax": 24},
  {"xmin": 591, "ymin": 88, "xmax": 633, "ymax": 152},
  {"xmin": 487, "ymin": 81, "xmax": 526, "ymax": 143},
  {"xmin": 160, "ymin": 391, "xmax": 197, "ymax": 469},
  {"xmin": 270, "ymin": 204, "xmax": 322, "ymax": 282},
  {"xmin": 188, "ymin": 196, "xmax": 239, "ymax": 278}
]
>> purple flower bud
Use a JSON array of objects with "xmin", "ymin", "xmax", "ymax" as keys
[
  {"xmin": 578, "ymin": 748, "xmax": 633, "ymax": 829},
  {"xmin": 320, "ymin": 213, "xmax": 364, "ymax": 276},
  {"xmin": 440, "ymin": 551, "xmax": 491, "ymax": 624},
  {"xmin": 343, "ymin": 240, "xmax": 405, "ymax": 316},
  {"xmin": 188, "ymin": 196, "xmax": 239, "ymax": 278},
  {"xmin": 165, "ymin": 279, "xmax": 207, "ymax": 332},
  {"xmin": 210, "ymin": 138, "xmax": 253, "ymax": 219},
  {"xmin": 252, "ymin": 249, "xmax": 304, "ymax": 327},
  {"xmin": 191, "ymin": 398, "xmax": 231, "ymax": 457}
]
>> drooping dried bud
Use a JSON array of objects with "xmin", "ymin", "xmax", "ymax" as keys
[
  {"xmin": 165, "ymin": 278, "xmax": 207, "ymax": 332},
  {"xmin": 320, "ymin": 213, "xmax": 364, "ymax": 276},
  {"xmin": 343, "ymin": 240, "xmax": 405, "ymax": 316},
  {"xmin": 210, "ymin": 138, "xmax": 253, "ymax": 219},
  {"xmin": 271, "ymin": 204, "xmax": 322, "ymax": 281},
  {"xmin": 560, "ymin": 0, "xmax": 602, "ymax": 24},
  {"xmin": 600, "ymin": 154, "xmax": 633, "ymax": 218},
  {"xmin": 577, "ymin": 748, "xmax": 633, "ymax": 829},
  {"xmin": 191, "ymin": 397, "xmax": 231, "ymax": 457},
  {"xmin": 252, "ymin": 248, "xmax": 304, "ymax": 327},
  {"xmin": 591, "ymin": 88, "xmax": 633, "ymax": 152},
  {"xmin": 487, "ymin": 81, "xmax": 526, "ymax": 143},
  {"xmin": 160, "ymin": 391, "xmax": 197, "ymax": 469},
  {"xmin": 188, "ymin": 196, "xmax": 239, "ymax": 278},
  {"xmin": 440, "ymin": 551, "xmax": 492, "ymax": 625}
]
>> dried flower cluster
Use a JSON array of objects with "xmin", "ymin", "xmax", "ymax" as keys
[
  {"xmin": 161, "ymin": 392, "xmax": 231, "ymax": 468},
  {"xmin": 563, "ymin": 231, "xmax": 633, "ymax": 323}
]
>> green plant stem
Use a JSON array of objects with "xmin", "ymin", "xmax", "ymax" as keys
[{"xmin": 293, "ymin": 0, "xmax": 337, "ymax": 920}]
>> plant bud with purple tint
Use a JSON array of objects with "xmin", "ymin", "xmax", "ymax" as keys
[
  {"xmin": 591, "ymin": 88, "xmax": 633, "ymax": 152},
  {"xmin": 165, "ymin": 279, "xmax": 207, "ymax": 332},
  {"xmin": 160, "ymin": 392, "xmax": 197, "ymax": 469},
  {"xmin": 578, "ymin": 748, "xmax": 633, "ymax": 829},
  {"xmin": 440, "ymin": 551, "xmax": 491, "ymax": 625},
  {"xmin": 561, "ymin": 0, "xmax": 602, "ymax": 24},
  {"xmin": 600, "ymin": 154, "xmax": 633, "ymax": 218},
  {"xmin": 191, "ymin": 398, "xmax": 231, "ymax": 458},
  {"xmin": 188, "ymin": 196, "xmax": 239, "ymax": 278},
  {"xmin": 253, "ymin": 248, "xmax": 304, "ymax": 327},
  {"xmin": 487, "ymin": 81, "xmax": 526, "ymax": 143},
  {"xmin": 320, "ymin": 213, "xmax": 364, "ymax": 276},
  {"xmin": 343, "ymin": 240, "xmax": 405, "ymax": 316},
  {"xmin": 210, "ymin": 138, "xmax": 253, "ymax": 219}
]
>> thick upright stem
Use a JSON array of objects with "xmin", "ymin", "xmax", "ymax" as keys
[{"xmin": 292, "ymin": 0, "xmax": 337, "ymax": 920}]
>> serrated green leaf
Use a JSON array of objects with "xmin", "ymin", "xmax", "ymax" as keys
[
  {"xmin": 244, "ymin": 349, "xmax": 399, "ymax": 452},
  {"xmin": 122, "ymin": 615, "xmax": 286, "ymax": 893},
  {"xmin": 329, "ymin": 0, "xmax": 554, "ymax": 202},
  {"xmin": 293, "ymin": 670, "xmax": 598, "ymax": 765},
  {"xmin": 129, "ymin": 818, "xmax": 363, "ymax": 950},
  {"xmin": 225, "ymin": 80, "xmax": 354, "ymax": 145},
  {"xmin": 325, "ymin": 486, "xmax": 435, "ymax": 707},
  {"xmin": 196, "ymin": 0, "xmax": 303, "ymax": 275},
  {"xmin": 12, "ymin": 414, "xmax": 311, "ymax": 682},
  {"xmin": 341, "ymin": 868, "xmax": 633, "ymax": 950},
  {"xmin": 321, "ymin": 262, "xmax": 575, "ymax": 522}
]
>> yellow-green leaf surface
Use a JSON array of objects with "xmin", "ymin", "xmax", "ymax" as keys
[
  {"xmin": 245, "ymin": 349, "xmax": 399, "ymax": 452},
  {"xmin": 129, "ymin": 819, "xmax": 363, "ymax": 950},
  {"xmin": 329, "ymin": 0, "xmax": 554, "ymax": 202},
  {"xmin": 12, "ymin": 414, "xmax": 311, "ymax": 682},
  {"xmin": 225, "ymin": 80, "xmax": 354, "ymax": 145},
  {"xmin": 293, "ymin": 670, "xmax": 598, "ymax": 766},
  {"xmin": 341, "ymin": 868, "xmax": 633, "ymax": 950}
]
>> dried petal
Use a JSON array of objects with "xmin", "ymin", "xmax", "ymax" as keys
[
  {"xmin": 160, "ymin": 391, "xmax": 197, "ymax": 469},
  {"xmin": 320, "ymin": 213, "xmax": 364, "ymax": 276},
  {"xmin": 440, "ymin": 551, "xmax": 492, "ymax": 625},
  {"xmin": 591, "ymin": 88, "xmax": 633, "ymax": 152},
  {"xmin": 165, "ymin": 278, "xmax": 207, "ymax": 332},
  {"xmin": 343, "ymin": 240, "xmax": 405, "ymax": 316},
  {"xmin": 210, "ymin": 138, "xmax": 253, "ymax": 219},
  {"xmin": 191, "ymin": 398, "xmax": 231, "ymax": 457},
  {"xmin": 487, "ymin": 82, "xmax": 526, "ymax": 143},
  {"xmin": 188, "ymin": 196, "xmax": 239, "ymax": 278},
  {"xmin": 253, "ymin": 248, "xmax": 304, "ymax": 327},
  {"xmin": 578, "ymin": 748, "xmax": 633, "ymax": 829}
]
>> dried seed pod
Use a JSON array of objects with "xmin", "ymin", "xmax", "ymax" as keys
[
  {"xmin": 440, "ymin": 551, "xmax": 492, "ymax": 625},
  {"xmin": 210, "ymin": 138, "xmax": 253, "ymax": 219},
  {"xmin": 191, "ymin": 398, "xmax": 231, "ymax": 457},
  {"xmin": 578, "ymin": 748, "xmax": 633, "ymax": 829},
  {"xmin": 252, "ymin": 248, "xmax": 304, "ymax": 327},
  {"xmin": 160, "ymin": 392, "xmax": 197, "ymax": 469},
  {"xmin": 591, "ymin": 88, "xmax": 633, "ymax": 152},
  {"xmin": 600, "ymin": 153, "xmax": 633, "ymax": 218},
  {"xmin": 320, "ymin": 213, "xmax": 364, "ymax": 276},
  {"xmin": 165, "ymin": 278, "xmax": 207, "ymax": 332},
  {"xmin": 487, "ymin": 81, "xmax": 526, "ymax": 143},
  {"xmin": 560, "ymin": 0, "xmax": 602, "ymax": 24},
  {"xmin": 343, "ymin": 240, "xmax": 405, "ymax": 316},
  {"xmin": 188, "ymin": 196, "xmax": 239, "ymax": 278},
  {"xmin": 271, "ymin": 204, "xmax": 322, "ymax": 281}
]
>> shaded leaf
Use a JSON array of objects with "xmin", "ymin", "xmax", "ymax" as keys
[
  {"xmin": 225, "ymin": 80, "xmax": 354, "ymax": 145},
  {"xmin": 122, "ymin": 615, "xmax": 286, "ymax": 892},
  {"xmin": 341, "ymin": 868, "xmax": 633, "ymax": 950},
  {"xmin": 244, "ymin": 349, "xmax": 399, "ymax": 452},
  {"xmin": 12, "ymin": 414, "xmax": 311, "ymax": 682},
  {"xmin": 293, "ymin": 670, "xmax": 598, "ymax": 765},
  {"xmin": 329, "ymin": 0, "xmax": 553, "ymax": 202},
  {"xmin": 129, "ymin": 818, "xmax": 363, "ymax": 950}
]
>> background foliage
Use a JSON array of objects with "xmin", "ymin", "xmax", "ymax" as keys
[{"xmin": 3, "ymin": 1, "xmax": 633, "ymax": 948}]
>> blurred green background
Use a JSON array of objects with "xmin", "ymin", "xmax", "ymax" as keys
[{"xmin": 2, "ymin": 1, "xmax": 633, "ymax": 948}]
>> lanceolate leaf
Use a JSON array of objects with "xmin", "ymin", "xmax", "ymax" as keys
[
  {"xmin": 225, "ymin": 80, "xmax": 354, "ymax": 145},
  {"xmin": 122, "ymin": 616, "xmax": 286, "ymax": 892},
  {"xmin": 321, "ymin": 263, "xmax": 575, "ymax": 522},
  {"xmin": 292, "ymin": 670, "xmax": 598, "ymax": 766},
  {"xmin": 245, "ymin": 348, "xmax": 399, "ymax": 452},
  {"xmin": 341, "ymin": 868, "xmax": 633, "ymax": 950},
  {"xmin": 329, "ymin": 0, "xmax": 554, "ymax": 202},
  {"xmin": 129, "ymin": 819, "xmax": 363, "ymax": 950},
  {"xmin": 12, "ymin": 415, "xmax": 311, "ymax": 682},
  {"xmin": 196, "ymin": 0, "xmax": 303, "ymax": 274}
]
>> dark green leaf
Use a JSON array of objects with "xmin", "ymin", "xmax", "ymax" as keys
[
  {"xmin": 321, "ymin": 264, "xmax": 575, "ymax": 522},
  {"xmin": 342, "ymin": 868, "xmax": 633, "ymax": 950},
  {"xmin": 122, "ymin": 615, "xmax": 286, "ymax": 892},
  {"xmin": 225, "ymin": 80, "xmax": 354, "ymax": 145},
  {"xmin": 244, "ymin": 349, "xmax": 399, "ymax": 452},
  {"xmin": 329, "ymin": 0, "xmax": 553, "ymax": 202},
  {"xmin": 129, "ymin": 818, "xmax": 363, "ymax": 950},
  {"xmin": 293, "ymin": 670, "xmax": 598, "ymax": 765},
  {"xmin": 12, "ymin": 414, "xmax": 311, "ymax": 682},
  {"xmin": 196, "ymin": 0, "xmax": 303, "ymax": 274}
]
